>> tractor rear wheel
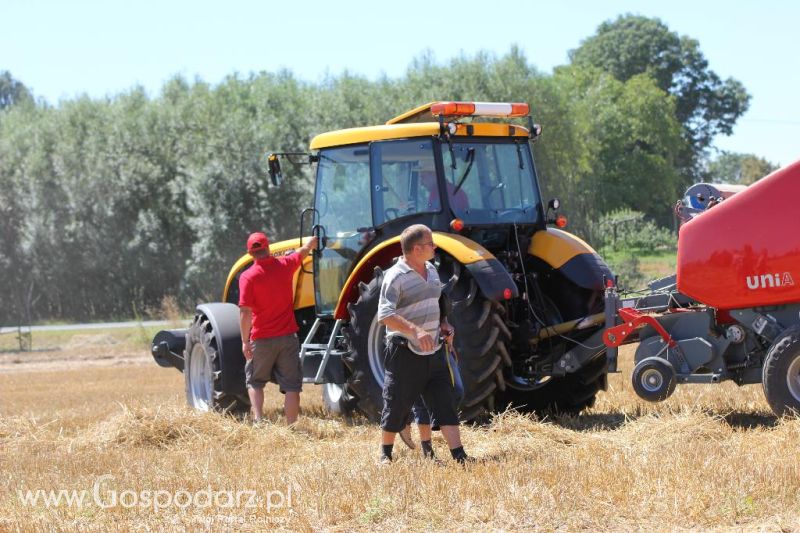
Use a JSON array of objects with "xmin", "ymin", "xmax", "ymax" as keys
[
  {"xmin": 184, "ymin": 313, "xmax": 249, "ymax": 413},
  {"xmin": 342, "ymin": 265, "xmax": 508, "ymax": 423},
  {"xmin": 446, "ymin": 270, "xmax": 509, "ymax": 421},
  {"xmin": 763, "ymin": 327, "xmax": 800, "ymax": 416},
  {"xmin": 498, "ymin": 354, "xmax": 608, "ymax": 414},
  {"xmin": 495, "ymin": 289, "xmax": 607, "ymax": 415},
  {"xmin": 341, "ymin": 267, "xmax": 388, "ymax": 423}
]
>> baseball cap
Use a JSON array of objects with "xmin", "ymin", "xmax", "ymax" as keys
[{"xmin": 247, "ymin": 232, "xmax": 269, "ymax": 253}]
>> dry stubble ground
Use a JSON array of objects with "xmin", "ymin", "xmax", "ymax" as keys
[{"xmin": 1, "ymin": 328, "xmax": 799, "ymax": 531}]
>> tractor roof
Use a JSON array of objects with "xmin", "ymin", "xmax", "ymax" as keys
[{"xmin": 309, "ymin": 101, "xmax": 530, "ymax": 150}]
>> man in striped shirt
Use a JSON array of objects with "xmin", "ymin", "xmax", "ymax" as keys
[{"xmin": 377, "ymin": 224, "xmax": 470, "ymax": 464}]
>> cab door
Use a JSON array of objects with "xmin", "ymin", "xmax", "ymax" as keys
[{"xmin": 312, "ymin": 145, "xmax": 373, "ymax": 317}]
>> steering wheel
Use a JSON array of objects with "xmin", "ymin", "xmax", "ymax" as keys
[{"xmin": 384, "ymin": 208, "xmax": 400, "ymax": 221}]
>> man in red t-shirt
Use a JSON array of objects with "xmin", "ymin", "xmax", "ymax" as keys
[{"xmin": 239, "ymin": 232, "xmax": 318, "ymax": 424}]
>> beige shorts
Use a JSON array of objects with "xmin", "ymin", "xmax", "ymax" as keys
[{"xmin": 245, "ymin": 334, "xmax": 302, "ymax": 393}]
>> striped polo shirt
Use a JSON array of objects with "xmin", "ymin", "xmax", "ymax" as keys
[{"xmin": 377, "ymin": 257, "xmax": 443, "ymax": 355}]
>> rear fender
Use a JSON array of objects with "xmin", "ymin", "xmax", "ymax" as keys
[
  {"xmin": 529, "ymin": 228, "xmax": 613, "ymax": 291},
  {"xmin": 333, "ymin": 232, "xmax": 518, "ymax": 319}
]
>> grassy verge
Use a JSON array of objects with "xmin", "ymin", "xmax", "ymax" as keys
[{"xmin": 0, "ymin": 325, "xmax": 169, "ymax": 353}]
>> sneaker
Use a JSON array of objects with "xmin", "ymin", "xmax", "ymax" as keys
[
  {"xmin": 455, "ymin": 454, "xmax": 476, "ymax": 465},
  {"xmin": 378, "ymin": 454, "xmax": 393, "ymax": 466},
  {"xmin": 398, "ymin": 425, "xmax": 416, "ymax": 450}
]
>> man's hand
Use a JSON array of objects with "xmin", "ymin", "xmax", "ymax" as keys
[
  {"xmin": 298, "ymin": 236, "xmax": 319, "ymax": 259},
  {"xmin": 415, "ymin": 327, "xmax": 436, "ymax": 353},
  {"xmin": 440, "ymin": 322, "xmax": 455, "ymax": 347},
  {"xmin": 242, "ymin": 341, "xmax": 253, "ymax": 360}
]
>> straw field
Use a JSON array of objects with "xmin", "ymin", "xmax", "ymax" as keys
[{"xmin": 1, "ymin": 329, "xmax": 799, "ymax": 531}]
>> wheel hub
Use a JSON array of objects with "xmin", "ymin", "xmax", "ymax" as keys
[
  {"xmin": 504, "ymin": 373, "xmax": 552, "ymax": 391},
  {"xmin": 188, "ymin": 343, "xmax": 213, "ymax": 410},
  {"xmin": 641, "ymin": 368, "xmax": 664, "ymax": 393}
]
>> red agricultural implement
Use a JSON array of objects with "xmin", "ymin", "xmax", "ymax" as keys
[{"xmin": 601, "ymin": 160, "xmax": 800, "ymax": 415}]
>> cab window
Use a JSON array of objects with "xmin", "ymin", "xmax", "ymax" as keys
[{"xmin": 371, "ymin": 139, "xmax": 438, "ymax": 225}]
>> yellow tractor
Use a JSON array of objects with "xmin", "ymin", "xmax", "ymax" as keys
[{"xmin": 151, "ymin": 101, "xmax": 614, "ymax": 421}]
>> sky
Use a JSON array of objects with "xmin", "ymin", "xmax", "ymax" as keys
[{"xmin": 3, "ymin": 0, "xmax": 799, "ymax": 167}]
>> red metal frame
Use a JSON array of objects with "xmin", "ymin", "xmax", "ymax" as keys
[{"xmin": 603, "ymin": 307, "xmax": 677, "ymax": 348}]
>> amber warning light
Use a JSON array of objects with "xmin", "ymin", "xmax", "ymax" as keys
[
  {"xmin": 450, "ymin": 218, "xmax": 465, "ymax": 232},
  {"xmin": 430, "ymin": 101, "xmax": 530, "ymax": 118},
  {"xmin": 555, "ymin": 215, "xmax": 568, "ymax": 228}
]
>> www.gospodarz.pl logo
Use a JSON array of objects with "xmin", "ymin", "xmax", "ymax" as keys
[{"xmin": 17, "ymin": 475, "xmax": 294, "ymax": 513}]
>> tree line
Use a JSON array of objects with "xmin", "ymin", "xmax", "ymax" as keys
[{"xmin": 0, "ymin": 15, "xmax": 775, "ymax": 324}]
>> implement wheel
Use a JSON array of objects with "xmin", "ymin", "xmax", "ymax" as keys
[
  {"xmin": 632, "ymin": 357, "xmax": 677, "ymax": 402},
  {"xmin": 763, "ymin": 327, "xmax": 800, "ymax": 416}
]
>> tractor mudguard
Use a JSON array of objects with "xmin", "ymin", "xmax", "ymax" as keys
[
  {"xmin": 333, "ymin": 232, "xmax": 518, "ymax": 320},
  {"xmin": 222, "ymin": 237, "xmax": 315, "ymax": 309},
  {"xmin": 528, "ymin": 228, "xmax": 614, "ymax": 291},
  {"xmin": 195, "ymin": 303, "xmax": 247, "ymax": 396}
]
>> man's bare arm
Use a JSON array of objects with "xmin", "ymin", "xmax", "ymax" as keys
[
  {"xmin": 297, "ymin": 236, "xmax": 319, "ymax": 260},
  {"xmin": 240, "ymin": 306, "xmax": 253, "ymax": 360}
]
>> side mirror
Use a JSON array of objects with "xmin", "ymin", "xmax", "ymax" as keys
[
  {"xmin": 267, "ymin": 154, "xmax": 282, "ymax": 187},
  {"xmin": 546, "ymin": 198, "xmax": 568, "ymax": 227}
]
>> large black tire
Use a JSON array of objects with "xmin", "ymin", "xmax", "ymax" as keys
[
  {"xmin": 498, "ymin": 354, "xmax": 608, "ymax": 414},
  {"xmin": 184, "ymin": 313, "xmax": 249, "ymax": 413},
  {"xmin": 495, "ymin": 284, "xmax": 607, "ymax": 415},
  {"xmin": 447, "ymin": 269, "xmax": 509, "ymax": 421},
  {"xmin": 763, "ymin": 327, "xmax": 800, "ymax": 416},
  {"xmin": 341, "ymin": 265, "xmax": 509, "ymax": 423},
  {"xmin": 341, "ymin": 267, "xmax": 387, "ymax": 423}
]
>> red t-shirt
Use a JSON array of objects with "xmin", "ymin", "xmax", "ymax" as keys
[
  {"xmin": 238, "ymin": 253, "xmax": 303, "ymax": 340},
  {"xmin": 428, "ymin": 182, "xmax": 470, "ymax": 211}
]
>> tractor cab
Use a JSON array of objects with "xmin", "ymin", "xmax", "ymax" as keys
[{"xmin": 306, "ymin": 101, "xmax": 545, "ymax": 317}]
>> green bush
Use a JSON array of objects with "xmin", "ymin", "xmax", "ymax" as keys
[{"xmin": 590, "ymin": 209, "xmax": 676, "ymax": 254}]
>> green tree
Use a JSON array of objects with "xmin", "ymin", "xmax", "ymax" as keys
[
  {"xmin": 707, "ymin": 152, "xmax": 778, "ymax": 185},
  {"xmin": 550, "ymin": 66, "xmax": 684, "ymax": 228},
  {"xmin": 0, "ymin": 71, "xmax": 33, "ymax": 109},
  {"xmin": 569, "ymin": 15, "xmax": 750, "ymax": 178}
]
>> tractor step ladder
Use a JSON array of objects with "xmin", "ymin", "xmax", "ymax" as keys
[{"xmin": 299, "ymin": 318, "xmax": 346, "ymax": 384}]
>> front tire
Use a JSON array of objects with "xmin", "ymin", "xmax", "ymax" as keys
[{"xmin": 763, "ymin": 327, "xmax": 800, "ymax": 416}]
